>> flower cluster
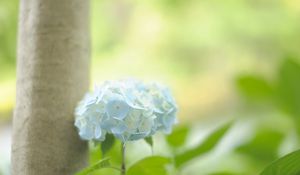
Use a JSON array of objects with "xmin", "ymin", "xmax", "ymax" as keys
[{"xmin": 74, "ymin": 79, "xmax": 178, "ymax": 142}]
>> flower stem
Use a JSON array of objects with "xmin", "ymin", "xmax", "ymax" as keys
[{"xmin": 121, "ymin": 142, "xmax": 126, "ymax": 175}]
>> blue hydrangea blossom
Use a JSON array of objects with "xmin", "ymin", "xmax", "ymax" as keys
[{"xmin": 74, "ymin": 79, "xmax": 178, "ymax": 142}]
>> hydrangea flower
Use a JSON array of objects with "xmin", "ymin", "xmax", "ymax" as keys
[{"xmin": 74, "ymin": 79, "xmax": 178, "ymax": 142}]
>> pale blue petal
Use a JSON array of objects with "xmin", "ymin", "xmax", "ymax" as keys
[
  {"xmin": 94, "ymin": 125, "xmax": 102, "ymax": 139},
  {"xmin": 79, "ymin": 126, "xmax": 94, "ymax": 140},
  {"xmin": 74, "ymin": 79, "xmax": 178, "ymax": 142},
  {"xmin": 106, "ymin": 94, "xmax": 130, "ymax": 120},
  {"xmin": 111, "ymin": 121, "xmax": 127, "ymax": 134}
]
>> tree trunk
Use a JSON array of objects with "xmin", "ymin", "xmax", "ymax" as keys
[{"xmin": 11, "ymin": 0, "xmax": 90, "ymax": 174}]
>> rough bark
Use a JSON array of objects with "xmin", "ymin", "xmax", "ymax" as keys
[{"xmin": 11, "ymin": 0, "xmax": 90, "ymax": 174}]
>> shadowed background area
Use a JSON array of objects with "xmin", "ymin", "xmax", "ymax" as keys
[{"xmin": 1, "ymin": 0, "xmax": 300, "ymax": 174}]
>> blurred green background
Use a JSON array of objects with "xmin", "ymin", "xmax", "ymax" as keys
[{"xmin": 1, "ymin": 0, "xmax": 300, "ymax": 174}]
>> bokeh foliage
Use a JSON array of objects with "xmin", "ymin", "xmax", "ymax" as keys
[{"xmin": 1, "ymin": 0, "xmax": 300, "ymax": 174}]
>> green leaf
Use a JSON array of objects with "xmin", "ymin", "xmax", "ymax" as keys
[
  {"xmin": 76, "ymin": 157, "xmax": 111, "ymax": 175},
  {"xmin": 236, "ymin": 128, "xmax": 284, "ymax": 162},
  {"xmin": 174, "ymin": 122, "xmax": 232, "ymax": 167},
  {"xmin": 127, "ymin": 156, "xmax": 171, "ymax": 175},
  {"xmin": 166, "ymin": 125, "xmax": 189, "ymax": 148},
  {"xmin": 236, "ymin": 75, "xmax": 273, "ymax": 102},
  {"xmin": 277, "ymin": 58, "xmax": 300, "ymax": 135},
  {"xmin": 101, "ymin": 134, "xmax": 115, "ymax": 156},
  {"xmin": 144, "ymin": 137, "xmax": 153, "ymax": 147},
  {"xmin": 89, "ymin": 143, "xmax": 101, "ymax": 164},
  {"xmin": 260, "ymin": 149, "xmax": 300, "ymax": 175},
  {"xmin": 209, "ymin": 172, "xmax": 238, "ymax": 175}
]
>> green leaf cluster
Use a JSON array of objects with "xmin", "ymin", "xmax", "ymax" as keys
[
  {"xmin": 174, "ymin": 122, "xmax": 232, "ymax": 167},
  {"xmin": 236, "ymin": 57, "xmax": 300, "ymax": 174},
  {"xmin": 236, "ymin": 58, "xmax": 300, "ymax": 131},
  {"xmin": 76, "ymin": 121, "xmax": 233, "ymax": 175},
  {"xmin": 260, "ymin": 149, "xmax": 300, "ymax": 175}
]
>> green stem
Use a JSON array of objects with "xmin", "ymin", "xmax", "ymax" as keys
[{"xmin": 121, "ymin": 142, "xmax": 126, "ymax": 175}]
